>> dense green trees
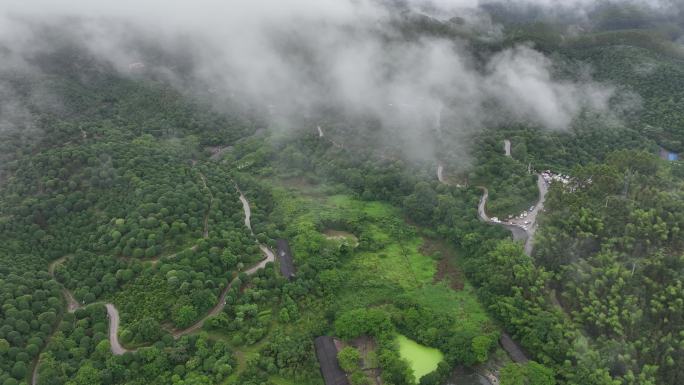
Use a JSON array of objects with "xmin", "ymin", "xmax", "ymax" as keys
[
  {"xmin": 535, "ymin": 151, "xmax": 684, "ymax": 384},
  {"xmin": 37, "ymin": 304, "xmax": 237, "ymax": 385},
  {"xmin": 2, "ymin": 9, "xmax": 684, "ymax": 385},
  {"xmin": 500, "ymin": 361, "xmax": 555, "ymax": 385},
  {"xmin": 0, "ymin": 48, "xmax": 265, "ymax": 385}
]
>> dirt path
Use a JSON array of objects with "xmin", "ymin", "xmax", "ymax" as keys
[
  {"xmin": 170, "ymin": 185, "xmax": 274, "ymax": 338},
  {"xmin": 315, "ymin": 125, "xmax": 344, "ymax": 148},
  {"xmin": 32, "ymin": 257, "xmax": 84, "ymax": 384},
  {"xmin": 169, "ymin": 245, "xmax": 274, "ymax": 338},
  {"xmin": 107, "ymin": 184, "xmax": 275, "ymax": 347},
  {"xmin": 34, "ymin": 184, "xmax": 276, "ymax": 371},
  {"xmin": 105, "ymin": 304, "xmax": 131, "ymax": 355},
  {"xmin": 48, "ymin": 257, "xmax": 82, "ymax": 312},
  {"xmin": 198, "ymin": 171, "xmax": 213, "ymax": 239},
  {"xmin": 247, "ymin": 246, "xmax": 276, "ymax": 274},
  {"xmin": 238, "ymin": 192, "xmax": 252, "ymax": 232}
]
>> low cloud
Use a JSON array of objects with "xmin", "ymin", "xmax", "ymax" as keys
[{"xmin": 0, "ymin": 0, "xmax": 625, "ymax": 161}]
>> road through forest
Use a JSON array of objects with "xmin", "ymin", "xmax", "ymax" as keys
[
  {"xmin": 437, "ymin": 139, "xmax": 546, "ymax": 370},
  {"xmin": 33, "ymin": 180, "xmax": 275, "ymax": 384}
]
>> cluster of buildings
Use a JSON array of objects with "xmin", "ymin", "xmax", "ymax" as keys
[{"xmin": 541, "ymin": 170, "xmax": 570, "ymax": 185}]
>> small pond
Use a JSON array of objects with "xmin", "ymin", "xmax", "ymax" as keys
[
  {"xmin": 396, "ymin": 334, "xmax": 444, "ymax": 381},
  {"xmin": 323, "ymin": 229, "xmax": 359, "ymax": 246}
]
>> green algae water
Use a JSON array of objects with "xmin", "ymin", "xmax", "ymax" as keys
[{"xmin": 396, "ymin": 334, "xmax": 444, "ymax": 380}]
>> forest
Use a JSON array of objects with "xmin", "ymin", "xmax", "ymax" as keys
[{"xmin": 1, "ymin": 2, "xmax": 683, "ymax": 385}]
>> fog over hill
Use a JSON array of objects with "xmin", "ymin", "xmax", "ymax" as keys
[{"xmin": 0, "ymin": 0, "xmax": 670, "ymax": 159}]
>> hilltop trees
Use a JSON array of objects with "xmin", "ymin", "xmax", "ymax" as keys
[{"xmin": 535, "ymin": 151, "xmax": 684, "ymax": 384}]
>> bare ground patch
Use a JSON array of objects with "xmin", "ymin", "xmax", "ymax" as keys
[{"xmin": 420, "ymin": 239, "xmax": 464, "ymax": 291}]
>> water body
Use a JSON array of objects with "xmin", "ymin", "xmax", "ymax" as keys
[
  {"xmin": 396, "ymin": 335, "xmax": 444, "ymax": 381},
  {"xmin": 659, "ymin": 146, "xmax": 679, "ymax": 161}
]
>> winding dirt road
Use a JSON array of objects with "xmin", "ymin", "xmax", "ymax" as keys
[
  {"xmin": 105, "ymin": 304, "xmax": 129, "ymax": 355},
  {"xmin": 32, "ymin": 257, "xmax": 84, "ymax": 384},
  {"xmin": 106, "ymin": 184, "xmax": 275, "ymax": 351},
  {"xmin": 167, "ymin": 187, "xmax": 274, "ymax": 338},
  {"xmin": 48, "ymin": 257, "xmax": 82, "ymax": 312},
  {"xmin": 34, "ymin": 184, "xmax": 276, "ymax": 384},
  {"xmin": 239, "ymin": 193, "xmax": 252, "ymax": 232}
]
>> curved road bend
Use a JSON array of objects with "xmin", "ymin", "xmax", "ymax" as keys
[
  {"xmin": 106, "ymin": 185, "xmax": 275, "ymax": 351},
  {"xmin": 32, "ymin": 258, "xmax": 84, "ymax": 384},
  {"xmin": 35, "ymin": 182, "xmax": 277, "ymax": 379},
  {"xmin": 475, "ymin": 139, "xmax": 548, "ymax": 255},
  {"xmin": 105, "ymin": 304, "xmax": 130, "ymax": 355},
  {"xmin": 477, "ymin": 187, "xmax": 528, "ymax": 242},
  {"xmin": 475, "ymin": 194, "xmax": 535, "ymax": 367},
  {"xmin": 48, "ymin": 257, "xmax": 82, "ymax": 312}
]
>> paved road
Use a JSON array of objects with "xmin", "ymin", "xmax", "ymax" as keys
[
  {"xmin": 475, "ymin": 139, "xmax": 548, "ymax": 255},
  {"xmin": 477, "ymin": 187, "xmax": 529, "ymax": 242}
]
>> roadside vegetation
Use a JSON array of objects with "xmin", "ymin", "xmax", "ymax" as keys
[{"xmin": 1, "ymin": 5, "xmax": 683, "ymax": 385}]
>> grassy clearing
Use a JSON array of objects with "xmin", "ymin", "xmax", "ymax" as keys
[
  {"xmin": 229, "ymin": 178, "xmax": 498, "ymax": 384},
  {"xmin": 351, "ymin": 239, "xmax": 435, "ymax": 290},
  {"xmin": 275, "ymin": 180, "xmax": 492, "ymax": 332},
  {"xmin": 404, "ymin": 283, "xmax": 490, "ymax": 330}
]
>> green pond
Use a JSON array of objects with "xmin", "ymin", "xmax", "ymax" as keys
[{"xmin": 396, "ymin": 334, "xmax": 444, "ymax": 380}]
